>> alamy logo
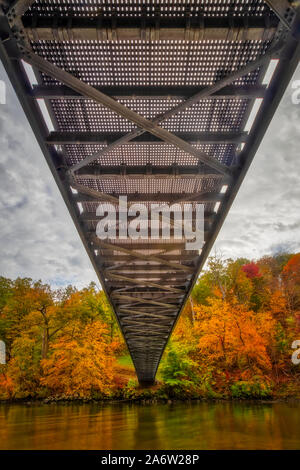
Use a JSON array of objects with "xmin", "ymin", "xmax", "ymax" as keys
[
  {"xmin": 0, "ymin": 80, "xmax": 6, "ymax": 105},
  {"xmin": 0, "ymin": 340, "xmax": 6, "ymax": 364},
  {"xmin": 291, "ymin": 80, "xmax": 300, "ymax": 105},
  {"xmin": 95, "ymin": 197, "xmax": 205, "ymax": 250},
  {"xmin": 291, "ymin": 340, "xmax": 300, "ymax": 365}
]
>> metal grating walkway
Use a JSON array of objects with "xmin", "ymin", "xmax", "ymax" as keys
[{"xmin": 0, "ymin": 1, "xmax": 299, "ymax": 385}]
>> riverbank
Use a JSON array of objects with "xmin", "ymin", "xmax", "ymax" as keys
[
  {"xmin": 1, "ymin": 391, "xmax": 299, "ymax": 406},
  {"xmin": 1, "ymin": 401, "xmax": 300, "ymax": 449},
  {"xmin": 2, "ymin": 352, "xmax": 299, "ymax": 403}
]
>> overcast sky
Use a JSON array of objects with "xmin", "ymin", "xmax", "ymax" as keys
[{"xmin": 0, "ymin": 63, "xmax": 299, "ymax": 289}]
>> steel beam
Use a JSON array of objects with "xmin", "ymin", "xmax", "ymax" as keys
[
  {"xmin": 22, "ymin": 15, "xmax": 278, "ymax": 42},
  {"xmin": 112, "ymin": 294, "xmax": 178, "ymax": 309},
  {"xmin": 97, "ymin": 254, "xmax": 197, "ymax": 262},
  {"xmin": 23, "ymin": 49, "xmax": 230, "ymax": 175},
  {"xmin": 47, "ymin": 131, "xmax": 247, "ymax": 145},
  {"xmin": 22, "ymin": 41, "xmax": 283, "ymax": 174},
  {"xmin": 104, "ymin": 266, "xmax": 194, "ymax": 273},
  {"xmin": 118, "ymin": 310, "xmax": 176, "ymax": 321},
  {"xmin": 265, "ymin": 1, "xmax": 296, "ymax": 30},
  {"xmin": 80, "ymin": 212, "xmax": 213, "ymax": 223},
  {"xmin": 75, "ymin": 165, "xmax": 228, "ymax": 181},
  {"xmin": 74, "ymin": 191, "xmax": 223, "ymax": 203},
  {"xmin": 7, "ymin": 0, "xmax": 35, "ymax": 18},
  {"xmin": 65, "ymin": 40, "xmax": 282, "ymax": 173},
  {"xmin": 105, "ymin": 273, "xmax": 184, "ymax": 294},
  {"xmin": 31, "ymin": 84, "xmax": 267, "ymax": 101},
  {"xmin": 5, "ymin": 0, "xmax": 35, "ymax": 48},
  {"xmin": 110, "ymin": 280, "xmax": 188, "ymax": 286},
  {"xmin": 95, "ymin": 242, "xmax": 188, "ymax": 251},
  {"xmin": 90, "ymin": 238, "xmax": 194, "ymax": 273}
]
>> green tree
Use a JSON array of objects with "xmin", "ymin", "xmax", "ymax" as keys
[{"xmin": 160, "ymin": 341, "xmax": 198, "ymax": 397}]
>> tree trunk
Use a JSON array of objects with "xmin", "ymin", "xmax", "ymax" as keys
[
  {"xmin": 189, "ymin": 297, "xmax": 195, "ymax": 326},
  {"xmin": 42, "ymin": 328, "xmax": 49, "ymax": 359}
]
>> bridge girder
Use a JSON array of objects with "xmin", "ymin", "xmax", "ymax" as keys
[{"xmin": 0, "ymin": 0, "xmax": 299, "ymax": 385}]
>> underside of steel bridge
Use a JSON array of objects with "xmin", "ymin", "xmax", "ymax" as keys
[{"xmin": 0, "ymin": 0, "xmax": 299, "ymax": 385}]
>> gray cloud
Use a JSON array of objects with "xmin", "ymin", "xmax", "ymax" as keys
[
  {"xmin": 213, "ymin": 64, "xmax": 300, "ymax": 261},
  {"xmin": 0, "ymin": 65, "xmax": 99, "ymax": 289}
]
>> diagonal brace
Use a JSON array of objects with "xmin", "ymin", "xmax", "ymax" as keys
[
  {"xmin": 22, "ymin": 49, "xmax": 230, "ymax": 175},
  {"xmin": 106, "ymin": 272, "xmax": 184, "ymax": 294},
  {"xmin": 65, "ymin": 41, "xmax": 284, "ymax": 173},
  {"xmin": 112, "ymin": 293, "xmax": 178, "ymax": 309},
  {"xmin": 94, "ymin": 238, "xmax": 194, "ymax": 273}
]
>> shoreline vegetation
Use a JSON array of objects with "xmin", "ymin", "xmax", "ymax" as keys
[
  {"xmin": 0, "ymin": 253, "xmax": 300, "ymax": 403},
  {"xmin": 1, "ymin": 397, "xmax": 300, "ymax": 406}
]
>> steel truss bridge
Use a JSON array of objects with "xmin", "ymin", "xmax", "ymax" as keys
[{"xmin": 0, "ymin": 1, "xmax": 299, "ymax": 385}]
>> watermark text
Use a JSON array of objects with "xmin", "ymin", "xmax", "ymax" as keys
[
  {"xmin": 0, "ymin": 340, "xmax": 6, "ymax": 364},
  {"xmin": 95, "ymin": 197, "xmax": 205, "ymax": 251},
  {"xmin": 292, "ymin": 340, "xmax": 300, "ymax": 365},
  {"xmin": 0, "ymin": 80, "xmax": 6, "ymax": 105}
]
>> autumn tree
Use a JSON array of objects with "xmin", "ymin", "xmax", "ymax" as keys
[
  {"xmin": 282, "ymin": 253, "xmax": 300, "ymax": 314},
  {"xmin": 41, "ymin": 321, "xmax": 117, "ymax": 398},
  {"xmin": 194, "ymin": 298, "xmax": 273, "ymax": 379},
  {"xmin": 0, "ymin": 278, "xmax": 36, "ymax": 355}
]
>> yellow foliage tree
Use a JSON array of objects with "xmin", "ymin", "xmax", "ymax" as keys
[{"xmin": 41, "ymin": 321, "xmax": 117, "ymax": 398}]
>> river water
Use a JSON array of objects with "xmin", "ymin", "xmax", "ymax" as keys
[{"xmin": 0, "ymin": 401, "xmax": 299, "ymax": 450}]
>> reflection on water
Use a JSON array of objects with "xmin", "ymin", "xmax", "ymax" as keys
[{"xmin": 0, "ymin": 401, "xmax": 299, "ymax": 450}]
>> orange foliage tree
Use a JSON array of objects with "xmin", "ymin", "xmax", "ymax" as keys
[
  {"xmin": 41, "ymin": 321, "xmax": 118, "ymax": 398},
  {"xmin": 194, "ymin": 298, "xmax": 272, "ymax": 376}
]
